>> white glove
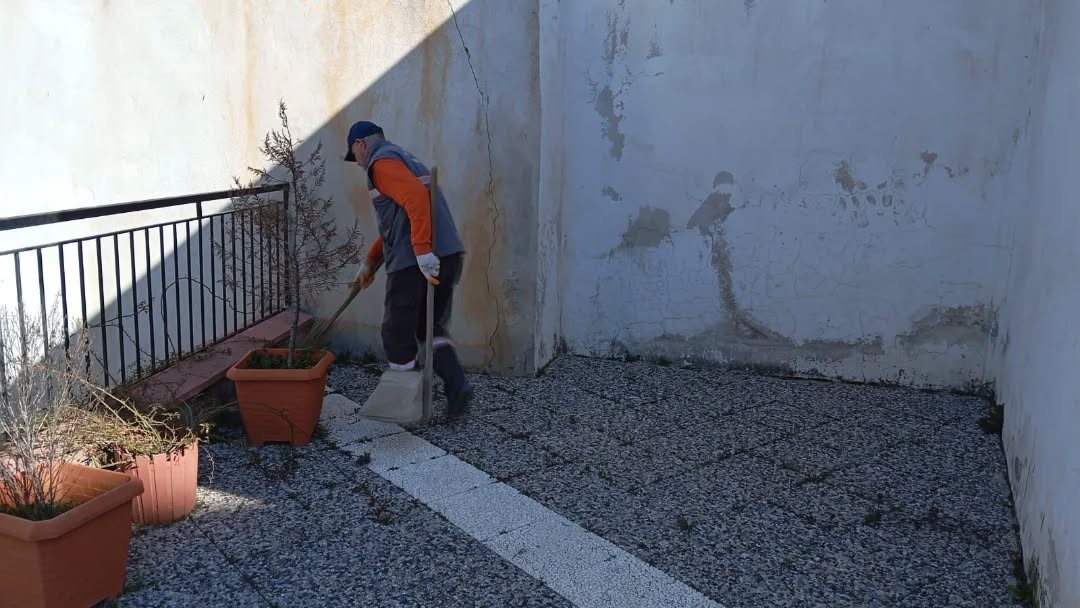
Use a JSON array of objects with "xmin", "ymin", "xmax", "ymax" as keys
[
  {"xmin": 416, "ymin": 252, "xmax": 440, "ymax": 283},
  {"xmin": 351, "ymin": 262, "xmax": 376, "ymax": 290}
]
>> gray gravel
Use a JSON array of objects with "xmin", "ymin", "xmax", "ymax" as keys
[
  {"xmin": 332, "ymin": 354, "xmax": 1025, "ymax": 608},
  {"xmin": 116, "ymin": 409, "xmax": 573, "ymax": 607},
  {"xmin": 114, "ymin": 354, "xmax": 1024, "ymax": 608}
]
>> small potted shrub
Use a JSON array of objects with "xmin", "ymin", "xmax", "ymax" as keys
[
  {"xmin": 0, "ymin": 307, "xmax": 143, "ymax": 608},
  {"xmin": 220, "ymin": 100, "xmax": 362, "ymax": 446},
  {"xmin": 76, "ymin": 386, "xmax": 211, "ymax": 526}
]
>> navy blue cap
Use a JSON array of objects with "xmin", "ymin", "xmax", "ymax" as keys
[{"xmin": 344, "ymin": 120, "xmax": 383, "ymax": 162}]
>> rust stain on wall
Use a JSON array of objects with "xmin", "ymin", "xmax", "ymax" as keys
[
  {"xmin": 458, "ymin": 169, "xmax": 507, "ymax": 365},
  {"xmin": 322, "ymin": 0, "xmax": 353, "ymax": 143},
  {"xmin": 242, "ymin": 2, "xmax": 256, "ymax": 164},
  {"xmin": 419, "ymin": 26, "xmax": 452, "ymax": 133},
  {"xmin": 834, "ymin": 161, "xmax": 867, "ymax": 194}
]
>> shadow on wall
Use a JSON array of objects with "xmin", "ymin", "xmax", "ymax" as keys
[
  {"xmin": 295, "ymin": 0, "xmax": 544, "ymax": 377},
  {"xmin": 0, "ymin": 0, "xmax": 542, "ymax": 386},
  {"xmin": 251, "ymin": 0, "xmax": 541, "ymax": 377}
]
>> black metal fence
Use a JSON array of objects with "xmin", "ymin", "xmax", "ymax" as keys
[{"xmin": 0, "ymin": 184, "xmax": 290, "ymax": 389}]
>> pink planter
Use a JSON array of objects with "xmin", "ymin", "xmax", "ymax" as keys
[{"xmin": 119, "ymin": 439, "xmax": 199, "ymax": 526}]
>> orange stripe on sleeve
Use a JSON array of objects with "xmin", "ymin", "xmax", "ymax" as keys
[{"xmin": 370, "ymin": 159, "xmax": 432, "ymax": 255}]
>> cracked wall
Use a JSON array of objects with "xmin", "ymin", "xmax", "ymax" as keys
[
  {"xmin": 994, "ymin": 0, "xmax": 1080, "ymax": 604},
  {"xmin": 552, "ymin": 0, "xmax": 1040, "ymax": 388},
  {"xmin": 0, "ymin": 0, "xmax": 541, "ymax": 375}
]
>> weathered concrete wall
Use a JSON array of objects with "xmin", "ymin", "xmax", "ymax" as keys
[
  {"xmin": 552, "ymin": 1, "xmax": 1040, "ymax": 388},
  {"xmin": 534, "ymin": 0, "xmax": 564, "ymax": 369},
  {"xmin": 995, "ymin": 0, "xmax": 1080, "ymax": 604},
  {"xmin": 0, "ymin": 0, "xmax": 540, "ymax": 375}
]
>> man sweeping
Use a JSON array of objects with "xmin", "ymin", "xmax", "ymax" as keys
[{"xmin": 343, "ymin": 120, "xmax": 473, "ymax": 418}]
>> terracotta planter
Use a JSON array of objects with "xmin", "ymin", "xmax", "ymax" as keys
[
  {"xmin": 0, "ymin": 462, "xmax": 144, "ymax": 608},
  {"xmin": 226, "ymin": 348, "xmax": 335, "ymax": 446},
  {"xmin": 118, "ymin": 439, "xmax": 200, "ymax": 526}
]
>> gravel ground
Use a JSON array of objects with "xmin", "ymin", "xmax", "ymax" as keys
[
  {"xmin": 111, "ymin": 354, "xmax": 1025, "ymax": 607},
  {"xmin": 332, "ymin": 355, "xmax": 1025, "ymax": 608},
  {"xmin": 114, "ymin": 398, "xmax": 573, "ymax": 607}
]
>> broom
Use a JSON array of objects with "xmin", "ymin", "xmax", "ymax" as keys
[{"xmin": 299, "ymin": 266, "xmax": 375, "ymax": 349}]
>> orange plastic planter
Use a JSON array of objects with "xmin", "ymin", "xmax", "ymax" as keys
[
  {"xmin": 226, "ymin": 348, "xmax": 334, "ymax": 446},
  {"xmin": 0, "ymin": 462, "xmax": 144, "ymax": 608},
  {"xmin": 119, "ymin": 439, "xmax": 200, "ymax": 525}
]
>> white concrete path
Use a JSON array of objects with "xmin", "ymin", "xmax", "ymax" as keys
[{"xmin": 319, "ymin": 392, "xmax": 724, "ymax": 608}]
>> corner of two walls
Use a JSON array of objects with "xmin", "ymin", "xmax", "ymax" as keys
[{"xmin": 309, "ymin": 0, "xmax": 543, "ymax": 378}]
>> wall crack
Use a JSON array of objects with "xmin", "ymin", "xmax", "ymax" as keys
[{"xmin": 446, "ymin": 0, "xmax": 502, "ymax": 369}]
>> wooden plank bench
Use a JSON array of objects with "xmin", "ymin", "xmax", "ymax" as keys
[{"xmin": 129, "ymin": 311, "xmax": 313, "ymax": 406}]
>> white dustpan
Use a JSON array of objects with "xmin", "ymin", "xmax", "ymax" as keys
[
  {"xmin": 356, "ymin": 369, "xmax": 425, "ymax": 425},
  {"xmin": 357, "ymin": 166, "xmax": 440, "ymax": 426}
]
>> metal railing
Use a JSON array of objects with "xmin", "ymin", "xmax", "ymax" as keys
[{"xmin": 0, "ymin": 184, "xmax": 290, "ymax": 389}]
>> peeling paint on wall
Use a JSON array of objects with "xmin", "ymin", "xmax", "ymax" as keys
[
  {"xmin": 591, "ymin": 85, "xmax": 626, "ymax": 159},
  {"xmin": 687, "ymin": 191, "xmax": 734, "ymax": 235},
  {"xmin": 619, "ymin": 206, "xmax": 671, "ymax": 249},
  {"xmin": 647, "ymin": 37, "xmax": 662, "ymax": 59},
  {"xmin": 602, "ymin": 185, "xmax": 623, "ymax": 201},
  {"xmin": 684, "ymin": 176, "xmax": 786, "ymax": 341},
  {"xmin": 920, "ymin": 151, "xmax": 938, "ymax": 175},
  {"xmin": 586, "ymin": 1, "xmax": 631, "ymax": 161},
  {"xmin": 833, "ymin": 161, "xmax": 867, "ymax": 194},
  {"xmin": 944, "ymin": 165, "xmax": 971, "ymax": 178},
  {"xmin": 897, "ymin": 304, "xmax": 997, "ymax": 353}
]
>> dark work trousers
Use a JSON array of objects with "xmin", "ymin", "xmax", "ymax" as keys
[{"xmin": 381, "ymin": 253, "xmax": 469, "ymax": 399}]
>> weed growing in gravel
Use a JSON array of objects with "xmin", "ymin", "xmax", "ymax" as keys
[
  {"xmin": 676, "ymin": 515, "xmax": 693, "ymax": 532},
  {"xmin": 796, "ymin": 471, "xmax": 831, "ymax": 486},
  {"xmin": 863, "ymin": 508, "xmax": 883, "ymax": 526},
  {"xmin": 354, "ymin": 481, "xmax": 396, "ymax": 524},
  {"xmin": 247, "ymin": 446, "xmax": 299, "ymax": 480},
  {"xmin": 356, "ymin": 451, "xmax": 372, "ymax": 466},
  {"xmin": 312, "ymin": 423, "xmax": 341, "ymax": 450},
  {"xmin": 1008, "ymin": 551, "xmax": 1039, "ymax": 607}
]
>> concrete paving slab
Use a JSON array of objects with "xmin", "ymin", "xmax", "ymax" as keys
[
  {"xmin": 380, "ymin": 453, "xmax": 497, "ymax": 502},
  {"xmin": 427, "ymin": 481, "xmax": 554, "ymax": 541},
  {"xmin": 348, "ymin": 430, "xmax": 447, "ymax": 472}
]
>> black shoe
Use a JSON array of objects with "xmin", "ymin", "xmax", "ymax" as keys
[{"xmin": 447, "ymin": 383, "xmax": 473, "ymax": 418}]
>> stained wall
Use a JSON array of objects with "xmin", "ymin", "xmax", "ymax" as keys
[{"xmin": 549, "ymin": 1, "xmax": 1040, "ymax": 387}]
